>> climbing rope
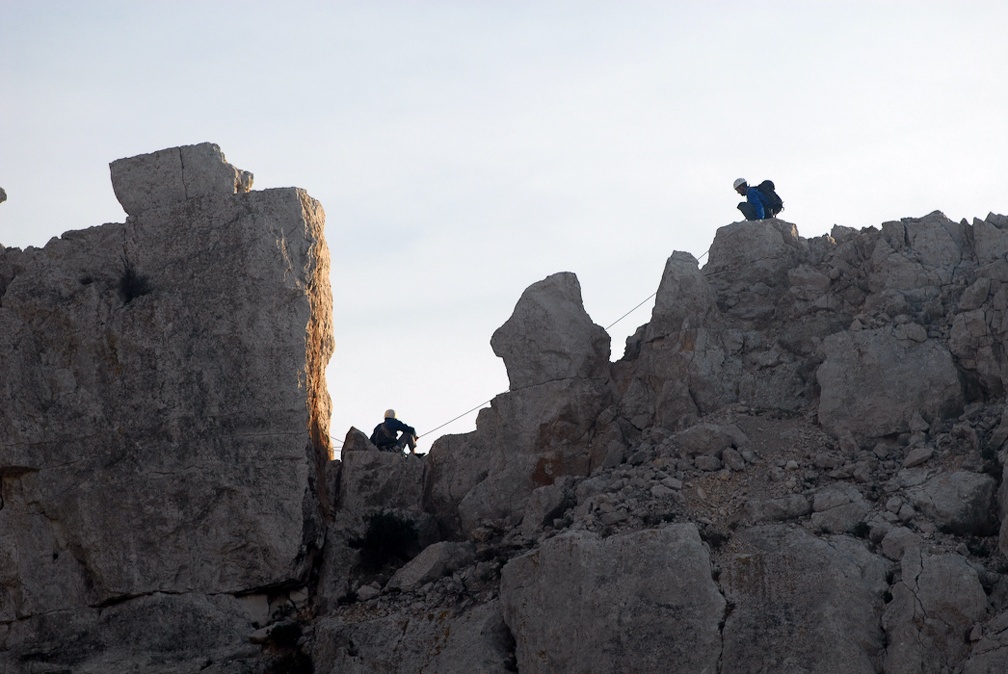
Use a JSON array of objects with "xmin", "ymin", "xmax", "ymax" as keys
[
  {"xmin": 603, "ymin": 247, "xmax": 709, "ymax": 331},
  {"xmin": 419, "ymin": 398, "xmax": 495, "ymax": 437},
  {"xmin": 604, "ymin": 292, "xmax": 657, "ymax": 330}
]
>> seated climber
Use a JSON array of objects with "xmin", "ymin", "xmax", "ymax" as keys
[
  {"xmin": 369, "ymin": 409, "xmax": 418, "ymax": 454},
  {"xmin": 733, "ymin": 178, "xmax": 782, "ymax": 220}
]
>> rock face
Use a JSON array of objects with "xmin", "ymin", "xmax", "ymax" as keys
[
  {"xmin": 5, "ymin": 151, "xmax": 1008, "ymax": 673},
  {"xmin": 817, "ymin": 326, "xmax": 963, "ymax": 438},
  {"xmin": 720, "ymin": 525, "xmax": 889, "ymax": 673},
  {"xmin": 883, "ymin": 549, "xmax": 990, "ymax": 673},
  {"xmin": 0, "ymin": 144, "xmax": 332, "ymax": 672},
  {"xmin": 501, "ymin": 525, "xmax": 725, "ymax": 673},
  {"xmin": 619, "ymin": 250, "xmax": 732, "ymax": 426}
]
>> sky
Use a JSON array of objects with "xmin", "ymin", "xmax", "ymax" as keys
[{"xmin": 2, "ymin": 1, "xmax": 1007, "ymax": 457}]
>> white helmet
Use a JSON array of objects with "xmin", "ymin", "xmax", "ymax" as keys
[
  {"xmin": 384, "ymin": 408, "xmax": 396, "ymax": 419},
  {"xmin": 733, "ymin": 178, "xmax": 747, "ymax": 190}
]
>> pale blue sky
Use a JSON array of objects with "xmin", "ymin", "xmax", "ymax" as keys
[{"xmin": 2, "ymin": 1, "xmax": 1006, "ymax": 454}]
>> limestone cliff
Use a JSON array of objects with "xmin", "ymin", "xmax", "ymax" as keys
[
  {"xmin": 1, "ymin": 144, "xmax": 332, "ymax": 673},
  {"xmin": 4, "ymin": 145, "xmax": 1008, "ymax": 673}
]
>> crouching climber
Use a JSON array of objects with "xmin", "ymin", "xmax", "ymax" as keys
[
  {"xmin": 733, "ymin": 178, "xmax": 784, "ymax": 220},
  {"xmin": 370, "ymin": 409, "xmax": 418, "ymax": 454}
]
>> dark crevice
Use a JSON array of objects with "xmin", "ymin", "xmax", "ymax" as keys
[{"xmin": 118, "ymin": 258, "xmax": 152, "ymax": 304}]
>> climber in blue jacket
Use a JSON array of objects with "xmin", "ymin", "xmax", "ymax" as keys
[
  {"xmin": 733, "ymin": 178, "xmax": 770, "ymax": 220},
  {"xmin": 370, "ymin": 409, "xmax": 418, "ymax": 453}
]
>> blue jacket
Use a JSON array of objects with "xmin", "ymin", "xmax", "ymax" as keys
[{"xmin": 745, "ymin": 185, "xmax": 769, "ymax": 219}]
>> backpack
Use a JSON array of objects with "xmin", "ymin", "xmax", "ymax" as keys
[
  {"xmin": 370, "ymin": 421, "xmax": 397, "ymax": 450},
  {"xmin": 756, "ymin": 180, "xmax": 784, "ymax": 217}
]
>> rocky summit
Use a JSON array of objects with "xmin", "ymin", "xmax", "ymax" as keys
[{"xmin": 3, "ymin": 146, "xmax": 1008, "ymax": 673}]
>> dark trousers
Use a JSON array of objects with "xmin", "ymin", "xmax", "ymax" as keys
[{"xmin": 738, "ymin": 201, "xmax": 761, "ymax": 221}]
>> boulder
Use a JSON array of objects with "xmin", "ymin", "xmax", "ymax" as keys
[
  {"xmin": 386, "ymin": 541, "xmax": 476, "ymax": 592},
  {"xmin": 908, "ymin": 471, "xmax": 998, "ymax": 536},
  {"xmin": 490, "ymin": 271, "xmax": 610, "ymax": 390},
  {"xmin": 880, "ymin": 526, "xmax": 922, "ymax": 561},
  {"xmin": 736, "ymin": 494, "xmax": 811, "ymax": 525},
  {"xmin": 810, "ymin": 483, "xmax": 871, "ymax": 534},
  {"xmin": 500, "ymin": 525, "xmax": 724, "ymax": 674},
  {"xmin": 109, "ymin": 142, "xmax": 254, "ymax": 216},
  {"xmin": 817, "ymin": 326, "xmax": 963, "ymax": 438},
  {"xmin": 902, "ymin": 445, "xmax": 935, "ymax": 468},
  {"xmin": 883, "ymin": 549, "xmax": 990, "ymax": 673},
  {"xmin": 673, "ymin": 422, "xmax": 746, "ymax": 457}
]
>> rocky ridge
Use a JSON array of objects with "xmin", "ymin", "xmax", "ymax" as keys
[
  {"xmin": 325, "ymin": 213, "xmax": 1008, "ymax": 674},
  {"xmin": 3, "ymin": 144, "xmax": 1008, "ymax": 673}
]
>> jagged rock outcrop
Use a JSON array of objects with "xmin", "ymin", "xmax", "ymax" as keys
[
  {"xmin": 338, "ymin": 434, "xmax": 425, "ymax": 513},
  {"xmin": 616, "ymin": 250, "xmax": 732, "ymax": 428},
  {"xmin": 490, "ymin": 271, "xmax": 610, "ymax": 388},
  {"xmin": 425, "ymin": 272, "xmax": 613, "ymax": 538},
  {"xmin": 0, "ymin": 143, "xmax": 332, "ymax": 672},
  {"xmin": 311, "ymin": 213, "xmax": 1008, "ymax": 673},
  {"xmin": 704, "ymin": 218, "xmax": 809, "ymax": 323},
  {"xmin": 6, "ymin": 146, "xmax": 1008, "ymax": 673}
]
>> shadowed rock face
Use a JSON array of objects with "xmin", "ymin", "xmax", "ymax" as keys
[
  {"xmin": 0, "ymin": 143, "xmax": 333, "ymax": 671},
  {"xmin": 720, "ymin": 525, "xmax": 890, "ymax": 673},
  {"xmin": 501, "ymin": 525, "xmax": 726, "ymax": 674}
]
